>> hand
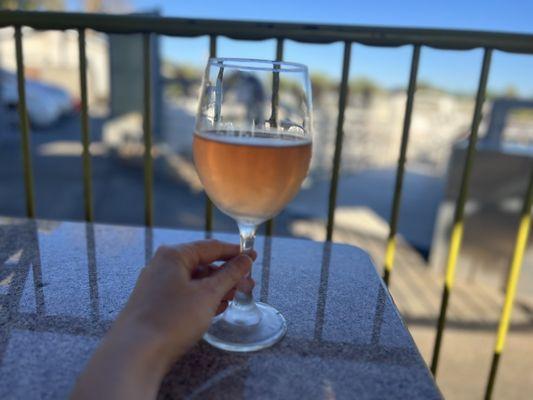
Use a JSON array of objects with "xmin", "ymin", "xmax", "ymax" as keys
[
  {"xmin": 71, "ymin": 239, "xmax": 255, "ymax": 400},
  {"xmin": 120, "ymin": 239, "xmax": 256, "ymax": 360}
]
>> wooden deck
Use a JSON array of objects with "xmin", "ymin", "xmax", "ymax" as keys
[{"xmin": 291, "ymin": 213, "xmax": 533, "ymax": 330}]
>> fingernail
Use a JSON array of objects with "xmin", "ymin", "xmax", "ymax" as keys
[
  {"xmin": 234, "ymin": 254, "xmax": 253, "ymax": 272},
  {"xmin": 237, "ymin": 276, "xmax": 255, "ymax": 293},
  {"xmin": 243, "ymin": 250, "xmax": 257, "ymax": 261}
]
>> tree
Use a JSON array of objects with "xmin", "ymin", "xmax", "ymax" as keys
[
  {"xmin": 349, "ymin": 77, "xmax": 382, "ymax": 95},
  {"xmin": 349, "ymin": 78, "xmax": 382, "ymax": 105},
  {"xmin": 310, "ymin": 72, "xmax": 335, "ymax": 100},
  {"xmin": 0, "ymin": 0, "xmax": 64, "ymax": 10},
  {"xmin": 84, "ymin": 0, "xmax": 133, "ymax": 13},
  {"xmin": 503, "ymin": 85, "xmax": 518, "ymax": 98}
]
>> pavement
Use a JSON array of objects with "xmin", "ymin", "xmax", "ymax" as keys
[
  {"xmin": 289, "ymin": 168, "xmax": 445, "ymax": 253},
  {"xmin": 0, "ymin": 113, "xmax": 228, "ymax": 231}
]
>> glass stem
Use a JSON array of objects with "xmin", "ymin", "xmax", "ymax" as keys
[
  {"xmin": 220, "ymin": 222, "xmax": 262, "ymax": 327},
  {"xmin": 235, "ymin": 222, "xmax": 257, "ymax": 305}
]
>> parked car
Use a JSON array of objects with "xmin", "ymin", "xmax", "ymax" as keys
[{"xmin": 0, "ymin": 69, "xmax": 74, "ymax": 127}]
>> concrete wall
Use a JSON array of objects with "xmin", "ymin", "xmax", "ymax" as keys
[
  {"xmin": 431, "ymin": 147, "xmax": 532, "ymax": 295},
  {"xmin": 108, "ymin": 32, "xmax": 161, "ymax": 136}
]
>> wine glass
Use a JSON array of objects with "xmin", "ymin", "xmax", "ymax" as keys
[{"xmin": 193, "ymin": 58, "xmax": 313, "ymax": 352}]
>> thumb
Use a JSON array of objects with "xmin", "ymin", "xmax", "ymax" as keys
[{"xmin": 204, "ymin": 254, "xmax": 253, "ymax": 298}]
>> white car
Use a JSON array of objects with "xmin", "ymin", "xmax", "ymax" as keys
[{"xmin": 1, "ymin": 69, "xmax": 74, "ymax": 127}]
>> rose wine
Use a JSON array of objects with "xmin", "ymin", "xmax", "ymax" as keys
[{"xmin": 193, "ymin": 130, "xmax": 312, "ymax": 223}]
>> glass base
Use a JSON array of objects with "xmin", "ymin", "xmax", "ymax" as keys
[{"xmin": 203, "ymin": 302, "xmax": 287, "ymax": 352}]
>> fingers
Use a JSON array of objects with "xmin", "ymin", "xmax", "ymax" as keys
[
  {"xmin": 203, "ymin": 254, "xmax": 253, "ymax": 298},
  {"xmin": 192, "ymin": 252, "xmax": 257, "ymax": 280},
  {"xmin": 216, "ymin": 300, "xmax": 229, "ymax": 315},
  {"xmin": 191, "ymin": 264, "xmax": 211, "ymax": 280},
  {"xmin": 154, "ymin": 240, "xmax": 241, "ymax": 273},
  {"xmin": 236, "ymin": 275, "xmax": 255, "ymax": 294},
  {"xmin": 222, "ymin": 288, "xmax": 236, "ymax": 302}
]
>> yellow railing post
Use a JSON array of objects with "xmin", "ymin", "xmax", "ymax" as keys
[
  {"xmin": 484, "ymin": 167, "xmax": 533, "ymax": 400},
  {"xmin": 383, "ymin": 44, "xmax": 421, "ymax": 286},
  {"xmin": 430, "ymin": 48, "xmax": 493, "ymax": 376}
]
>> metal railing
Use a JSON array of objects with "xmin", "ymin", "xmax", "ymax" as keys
[{"xmin": 0, "ymin": 10, "xmax": 532, "ymax": 399}]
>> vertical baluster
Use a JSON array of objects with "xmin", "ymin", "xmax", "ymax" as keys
[
  {"xmin": 265, "ymin": 38, "xmax": 285, "ymax": 237},
  {"xmin": 326, "ymin": 41, "xmax": 352, "ymax": 241},
  {"xmin": 484, "ymin": 167, "xmax": 533, "ymax": 399},
  {"xmin": 78, "ymin": 28, "xmax": 94, "ymax": 222},
  {"xmin": 383, "ymin": 45, "xmax": 421, "ymax": 286},
  {"xmin": 14, "ymin": 26, "xmax": 35, "ymax": 218},
  {"xmin": 143, "ymin": 33, "xmax": 154, "ymax": 227},
  {"xmin": 431, "ymin": 48, "xmax": 493, "ymax": 376},
  {"xmin": 204, "ymin": 35, "xmax": 217, "ymax": 235}
]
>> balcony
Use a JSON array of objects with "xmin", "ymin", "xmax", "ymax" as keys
[{"xmin": 0, "ymin": 10, "xmax": 532, "ymax": 399}]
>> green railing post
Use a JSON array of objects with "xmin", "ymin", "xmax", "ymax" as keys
[
  {"xmin": 326, "ymin": 41, "xmax": 352, "ymax": 241},
  {"xmin": 430, "ymin": 48, "xmax": 493, "ymax": 376},
  {"xmin": 204, "ymin": 34, "xmax": 217, "ymax": 234},
  {"xmin": 383, "ymin": 44, "xmax": 421, "ymax": 286},
  {"xmin": 143, "ymin": 33, "xmax": 154, "ymax": 227},
  {"xmin": 14, "ymin": 26, "xmax": 36, "ymax": 218},
  {"xmin": 265, "ymin": 37, "xmax": 285, "ymax": 237},
  {"xmin": 484, "ymin": 167, "xmax": 533, "ymax": 400},
  {"xmin": 78, "ymin": 28, "xmax": 94, "ymax": 222}
]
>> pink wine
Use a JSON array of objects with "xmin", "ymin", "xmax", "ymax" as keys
[{"xmin": 193, "ymin": 131, "xmax": 312, "ymax": 223}]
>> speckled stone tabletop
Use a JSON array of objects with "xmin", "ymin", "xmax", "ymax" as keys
[{"xmin": 0, "ymin": 217, "xmax": 441, "ymax": 399}]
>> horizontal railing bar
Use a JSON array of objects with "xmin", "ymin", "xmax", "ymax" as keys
[{"xmin": 1, "ymin": 11, "xmax": 533, "ymax": 53}]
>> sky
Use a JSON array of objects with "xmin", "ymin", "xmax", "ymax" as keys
[{"xmin": 69, "ymin": 0, "xmax": 533, "ymax": 96}]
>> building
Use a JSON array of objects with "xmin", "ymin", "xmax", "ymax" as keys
[{"xmin": 0, "ymin": 28, "xmax": 109, "ymax": 107}]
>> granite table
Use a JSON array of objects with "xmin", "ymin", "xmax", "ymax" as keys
[{"xmin": 0, "ymin": 217, "xmax": 441, "ymax": 399}]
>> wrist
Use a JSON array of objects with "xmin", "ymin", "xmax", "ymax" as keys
[
  {"xmin": 106, "ymin": 314, "xmax": 175, "ymax": 377},
  {"xmin": 73, "ymin": 316, "xmax": 172, "ymax": 400}
]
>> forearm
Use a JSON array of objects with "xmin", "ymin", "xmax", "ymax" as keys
[
  {"xmin": 71, "ymin": 318, "xmax": 171, "ymax": 400},
  {"xmin": 71, "ymin": 241, "xmax": 252, "ymax": 400}
]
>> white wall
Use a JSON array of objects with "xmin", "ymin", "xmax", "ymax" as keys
[{"xmin": 0, "ymin": 28, "xmax": 109, "ymax": 106}]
